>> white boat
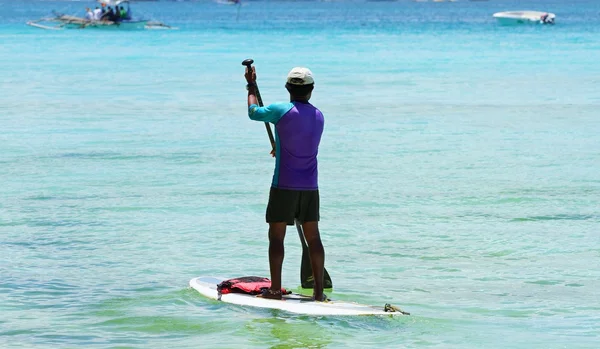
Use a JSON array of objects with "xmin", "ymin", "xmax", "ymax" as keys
[
  {"xmin": 493, "ymin": 11, "xmax": 556, "ymax": 25},
  {"xmin": 27, "ymin": 0, "xmax": 172, "ymax": 30},
  {"xmin": 215, "ymin": 0, "xmax": 242, "ymax": 5}
]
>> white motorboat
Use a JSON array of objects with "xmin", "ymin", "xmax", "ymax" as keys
[{"xmin": 493, "ymin": 11, "xmax": 556, "ymax": 25}]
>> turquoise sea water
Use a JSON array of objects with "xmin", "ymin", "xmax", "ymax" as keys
[{"xmin": 1, "ymin": 0, "xmax": 599, "ymax": 347}]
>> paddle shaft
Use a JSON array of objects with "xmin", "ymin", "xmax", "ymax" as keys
[{"xmin": 242, "ymin": 60, "xmax": 275, "ymax": 152}]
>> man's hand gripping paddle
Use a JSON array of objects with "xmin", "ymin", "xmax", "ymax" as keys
[
  {"xmin": 242, "ymin": 59, "xmax": 332, "ymax": 289},
  {"xmin": 242, "ymin": 59, "xmax": 276, "ymax": 155}
]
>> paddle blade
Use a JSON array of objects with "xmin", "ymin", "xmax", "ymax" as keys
[
  {"xmin": 300, "ymin": 261, "xmax": 333, "ymax": 289},
  {"xmin": 297, "ymin": 222, "xmax": 333, "ymax": 289},
  {"xmin": 300, "ymin": 262, "xmax": 333, "ymax": 289}
]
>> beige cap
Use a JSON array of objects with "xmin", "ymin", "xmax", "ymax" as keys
[{"xmin": 286, "ymin": 67, "xmax": 314, "ymax": 85}]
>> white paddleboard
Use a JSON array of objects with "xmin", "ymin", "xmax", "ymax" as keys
[{"xmin": 189, "ymin": 276, "xmax": 408, "ymax": 316}]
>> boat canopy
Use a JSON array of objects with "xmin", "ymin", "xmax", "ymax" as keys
[{"xmin": 98, "ymin": 0, "xmax": 130, "ymax": 6}]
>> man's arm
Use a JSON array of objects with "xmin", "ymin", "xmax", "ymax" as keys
[
  {"xmin": 248, "ymin": 85, "xmax": 258, "ymax": 108},
  {"xmin": 245, "ymin": 66, "xmax": 258, "ymax": 108},
  {"xmin": 244, "ymin": 66, "xmax": 290, "ymax": 123}
]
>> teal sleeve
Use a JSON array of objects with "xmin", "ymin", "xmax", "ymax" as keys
[{"xmin": 248, "ymin": 102, "xmax": 293, "ymax": 124}]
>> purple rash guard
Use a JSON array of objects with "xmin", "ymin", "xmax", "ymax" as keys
[{"xmin": 248, "ymin": 101, "xmax": 324, "ymax": 190}]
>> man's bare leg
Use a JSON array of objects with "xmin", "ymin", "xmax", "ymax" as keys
[
  {"xmin": 301, "ymin": 221, "xmax": 325, "ymax": 301},
  {"xmin": 264, "ymin": 222, "xmax": 287, "ymax": 299}
]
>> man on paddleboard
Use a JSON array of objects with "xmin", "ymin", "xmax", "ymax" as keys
[{"xmin": 245, "ymin": 66, "xmax": 327, "ymax": 301}]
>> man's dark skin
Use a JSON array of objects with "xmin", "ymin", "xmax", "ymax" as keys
[{"xmin": 245, "ymin": 66, "xmax": 326, "ymax": 301}]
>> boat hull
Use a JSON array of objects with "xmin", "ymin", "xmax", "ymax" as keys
[
  {"xmin": 62, "ymin": 20, "xmax": 148, "ymax": 30},
  {"xmin": 27, "ymin": 15, "xmax": 149, "ymax": 30},
  {"xmin": 493, "ymin": 11, "xmax": 555, "ymax": 25}
]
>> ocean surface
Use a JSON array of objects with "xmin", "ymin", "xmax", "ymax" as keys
[{"xmin": 1, "ymin": 0, "xmax": 599, "ymax": 347}]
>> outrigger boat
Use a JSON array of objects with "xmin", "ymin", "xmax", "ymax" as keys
[{"xmin": 27, "ymin": 0, "xmax": 173, "ymax": 30}]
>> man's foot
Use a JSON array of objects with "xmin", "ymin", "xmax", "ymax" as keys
[
  {"xmin": 312, "ymin": 293, "xmax": 329, "ymax": 302},
  {"xmin": 257, "ymin": 288, "xmax": 282, "ymax": 300}
]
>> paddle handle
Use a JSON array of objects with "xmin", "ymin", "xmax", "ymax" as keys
[{"xmin": 242, "ymin": 59, "xmax": 275, "ymax": 149}]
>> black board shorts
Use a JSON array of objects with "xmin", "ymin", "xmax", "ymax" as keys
[{"xmin": 266, "ymin": 187, "xmax": 320, "ymax": 225}]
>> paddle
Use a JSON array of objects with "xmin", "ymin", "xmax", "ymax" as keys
[
  {"xmin": 242, "ymin": 59, "xmax": 332, "ymax": 289},
  {"xmin": 242, "ymin": 59, "xmax": 275, "ymax": 154}
]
